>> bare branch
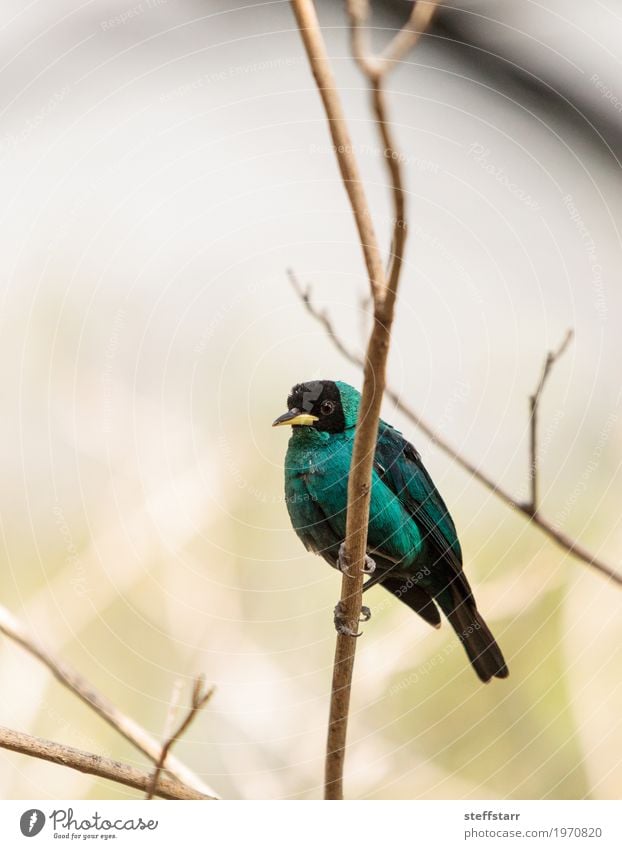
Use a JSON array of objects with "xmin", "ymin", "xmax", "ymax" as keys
[
  {"xmin": 0, "ymin": 725, "xmax": 214, "ymax": 800},
  {"xmin": 292, "ymin": 0, "xmax": 389, "ymax": 803},
  {"xmin": 289, "ymin": 278, "xmax": 622, "ymax": 587},
  {"xmin": 291, "ymin": 0, "xmax": 437, "ymax": 801},
  {"xmin": 380, "ymin": 1, "xmax": 438, "ymax": 71},
  {"xmin": 146, "ymin": 676, "xmax": 214, "ymax": 800},
  {"xmin": 287, "ymin": 269, "xmax": 360, "ymax": 362},
  {"xmin": 347, "ymin": 0, "xmax": 438, "ymax": 78},
  {"xmin": 528, "ymin": 329, "xmax": 574, "ymax": 514},
  {"xmin": 346, "ymin": 1, "xmax": 383, "ymax": 80},
  {"xmin": 370, "ymin": 82, "xmax": 407, "ymax": 313},
  {"xmin": 346, "ymin": 1, "xmax": 435, "ymax": 308},
  {"xmin": 0, "ymin": 603, "xmax": 220, "ymax": 798},
  {"xmin": 290, "ymin": 0, "xmax": 386, "ymax": 301}
]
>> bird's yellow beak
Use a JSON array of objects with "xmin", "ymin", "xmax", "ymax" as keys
[{"xmin": 272, "ymin": 408, "xmax": 319, "ymax": 427}]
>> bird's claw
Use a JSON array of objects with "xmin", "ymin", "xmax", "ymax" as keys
[
  {"xmin": 337, "ymin": 543, "xmax": 376, "ymax": 577},
  {"xmin": 363, "ymin": 555, "xmax": 376, "ymax": 575},
  {"xmin": 333, "ymin": 601, "xmax": 363, "ymax": 637},
  {"xmin": 337, "ymin": 544, "xmax": 355, "ymax": 577}
]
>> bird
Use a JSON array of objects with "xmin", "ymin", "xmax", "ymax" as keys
[{"xmin": 273, "ymin": 379, "xmax": 508, "ymax": 683}]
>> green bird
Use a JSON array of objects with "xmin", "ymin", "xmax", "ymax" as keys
[{"xmin": 273, "ymin": 379, "xmax": 508, "ymax": 683}]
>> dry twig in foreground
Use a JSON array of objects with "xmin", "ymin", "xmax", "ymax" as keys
[
  {"xmin": 146, "ymin": 676, "xmax": 214, "ymax": 800},
  {"xmin": 0, "ymin": 726, "xmax": 214, "ymax": 800},
  {"xmin": 290, "ymin": 0, "xmax": 437, "ymax": 799},
  {"xmin": 0, "ymin": 603, "xmax": 220, "ymax": 798}
]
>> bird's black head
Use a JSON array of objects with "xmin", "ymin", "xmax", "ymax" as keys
[{"xmin": 272, "ymin": 380, "xmax": 346, "ymax": 433}]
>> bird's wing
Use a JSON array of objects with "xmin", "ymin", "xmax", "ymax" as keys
[
  {"xmin": 373, "ymin": 421, "xmax": 473, "ymax": 601},
  {"xmin": 286, "ymin": 472, "xmax": 345, "ymax": 567}
]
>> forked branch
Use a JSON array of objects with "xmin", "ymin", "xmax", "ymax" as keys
[
  {"xmin": 290, "ymin": 0, "xmax": 437, "ymax": 800},
  {"xmin": 146, "ymin": 676, "xmax": 214, "ymax": 800}
]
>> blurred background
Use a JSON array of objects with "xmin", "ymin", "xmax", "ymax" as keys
[{"xmin": 0, "ymin": 0, "xmax": 621, "ymax": 800}]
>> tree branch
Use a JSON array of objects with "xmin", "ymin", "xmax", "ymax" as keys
[
  {"xmin": 290, "ymin": 0, "xmax": 385, "ymax": 301},
  {"xmin": 288, "ymin": 273, "xmax": 622, "ymax": 587},
  {"xmin": 0, "ymin": 725, "xmax": 214, "ymax": 800},
  {"xmin": 347, "ymin": 0, "xmax": 437, "ymax": 77},
  {"xmin": 379, "ymin": 0, "xmax": 438, "ymax": 70},
  {"xmin": 290, "ymin": 0, "xmax": 437, "ymax": 800},
  {"xmin": 0, "ymin": 603, "xmax": 220, "ymax": 798},
  {"xmin": 370, "ymin": 81, "xmax": 406, "ymax": 311},
  {"xmin": 527, "ymin": 329, "xmax": 574, "ymax": 515},
  {"xmin": 146, "ymin": 676, "xmax": 214, "ymax": 800}
]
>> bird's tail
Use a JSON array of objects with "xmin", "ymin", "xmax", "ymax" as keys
[{"xmin": 438, "ymin": 586, "xmax": 508, "ymax": 683}]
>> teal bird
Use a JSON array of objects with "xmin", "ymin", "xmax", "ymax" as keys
[{"xmin": 273, "ymin": 380, "xmax": 508, "ymax": 683}]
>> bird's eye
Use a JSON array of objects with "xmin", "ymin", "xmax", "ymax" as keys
[{"xmin": 320, "ymin": 400, "xmax": 335, "ymax": 416}]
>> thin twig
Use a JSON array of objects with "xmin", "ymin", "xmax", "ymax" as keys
[
  {"xmin": 288, "ymin": 273, "xmax": 622, "ymax": 587},
  {"xmin": 0, "ymin": 603, "xmax": 220, "ymax": 798},
  {"xmin": 528, "ymin": 329, "xmax": 574, "ymax": 515},
  {"xmin": 347, "ymin": 0, "xmax": 438, "ymax": 78},
  {"xmin": 370, "ymin": 82, "xmax": 407, "ymax": 312},
  {"xmin": 379, "ymin": 0, "xmax": 438, "ymax": 71},
  {"xmin": 146, "ymin": 676, "xmax": 214, "ymax": 800},
  {"xmin": 347, "ymin": 0, "xmax": 383, "ymax": 79},
  {"xmin": 164, "ymin": 679, "xmax": 185, "ymax": 739},
  {"xmin": 291, "ymin": 0, "xmax": 385, "ymax": 301}
]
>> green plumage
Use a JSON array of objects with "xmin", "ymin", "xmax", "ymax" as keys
[{"xmin": 275, "ymin": 380, "xmax": 508, "ymax": 683}]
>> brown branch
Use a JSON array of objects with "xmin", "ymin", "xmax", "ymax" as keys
[
  {"xmin": 379, "ymin": 0, "xmax": 438, "ymax": 70},
  {"xmin": 292, "ymin": 0, "xmax": 388, "ymax": 803},
  {"xmin": 0, "ymin": 726, "xmax": 214, "ymax": 800},
  {"xmin": 146, "ymin": 676, "xmax": 214, "ymax": 800},
  {"xmin": 290, "ymin": 0, "xmax": 385, "ymax": 301},
  {"xmin": 347, "ymin": 0, "xmax": 438, "ymax": 78},
  {"xmin": 347, "ymin": 0, "xmax": 383, "ymax": 79},
  {"xmin": 370, "ymin": 82, "xmax": 407, "ymax": 311},
  {"xmin": 347, "ymin": 2, "xmax": 431, "ymax": 307},
  {"xmin": 288, "ymin": 274, "xmax": 622, "ymax": 587},
  {"xmin": 291, "ymin": 0, "xmax": 436, "ymax": 800},
  {"xmin": 0, "ymin": 603, "xmax": 220, "ymax": 798},
  {"xmin": 527, "ymin": 329, "xmax": 574, "ymax": 515}
]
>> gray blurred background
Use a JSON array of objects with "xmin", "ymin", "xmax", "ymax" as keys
[{"xmin": 0, "ymin": 0, "xmax": 621, "ymax": 799}]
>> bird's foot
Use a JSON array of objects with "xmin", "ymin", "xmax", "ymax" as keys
[
  {"xmin": 333, "ymin": 601, "xmax": 372, "ymax": 636},
  {"xmin": 333, "ymin": 601, "xmax": 362, "ymax": 637},
  {"xmin": 337, "ymin": 544, "xmax": 355, "ymax": 577},
  {"xmin": 363, "ymin": 555, "xmax": 376, "ymax": 575},
  {"xmin": 337, "ymin": 543, "xmax": 376, "ymax": 577}
]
